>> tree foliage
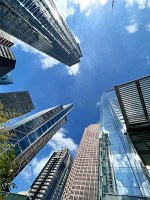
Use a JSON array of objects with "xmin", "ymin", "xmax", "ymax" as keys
[{"xmin": 0, "ymin": 102, "xmax": 18, "ymax": 199}]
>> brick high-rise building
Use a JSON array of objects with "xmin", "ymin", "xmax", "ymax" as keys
[{"xmin": 61, "ymin": 124, "xmax": 99, "ymax": 200}]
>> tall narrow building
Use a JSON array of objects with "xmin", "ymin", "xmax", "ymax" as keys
[
  {"xmin": 29, "ymin": 149, "xmax": 73, "ymax": 200},
  {"xmin": 8, "ymin": 104, "xmax": 73, "ymax": 178},
  {"xmin": 0, "ymin": 29, "xmax": 16, "ymax": 77},
  {"xmin": 0, "ymin": 91, "xmax": 34, "ymax": 120},
  {"xmin": 0, "ymin": 0, "xmax": 82, "ymax": 66},
  {"xmin": 62, "ymin": 124, "xmax": 99, "ymax": 200},
  {"xmin": 99, "ymin": 89, "xmax": 150, "ymax": 199}
]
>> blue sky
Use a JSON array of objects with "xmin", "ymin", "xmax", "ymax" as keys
[{"xmin": 2, "ymin": 0, "xmax": 150, "ymax": 193}]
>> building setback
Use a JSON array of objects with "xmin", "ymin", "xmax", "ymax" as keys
[
  {"xmin": 62, "ymin": 124, "xmax": 99, "ymax": 200},
  {"xmin": 0, "ymin": 0, "xmax": 82, "ymax": 66},
  {"xmin": 8, "ymin": 104, "xmax": 73, "ymax": 178},
  {"xmin": 0, "ymin": 91, "xmax": 34, "ymax": 119},
  {"xmin": 29, "ymin": 149, "xmax": 73, "ymax": 200}
]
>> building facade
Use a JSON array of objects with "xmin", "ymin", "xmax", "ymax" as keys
[
  {"xmin": 99, "ymin": 90, "xmax": 150, "ymax": 199},
  {"xmin": 0, "ymin": 0, "xmax": 82, "ymax": 66},
  {"xmin": 8, "ymin": 104, "xmax": 73, "ymax": 178},
  {"xmin": 0, "ymin": 91, "xmax": 34, "ymax": 119},
  {"xmin": 114, "ymin": 76, "xmax": 150, "ymax": 165},
  {"xmin": 62, "ymin": 124, "xmax": 99, "ymax": 200},
  {"xmin": 29, "ymin": 149, "xmax": 73, "ymax": 200},
  {"xmin": 0, "ymin": 29, "xmax": 16, "ymax": 78}
]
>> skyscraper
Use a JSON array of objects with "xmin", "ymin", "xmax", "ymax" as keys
[
  {"xmin": 0, "ymin": 29, "xmax": 16, "ymax": 77},
  {"xmin": 62, "ymin": 124, "xmax": 99, "ymax": 200},
  {"xmin": 99, "ymin": 89, "xmax": 150, "ymax": 199},
  {"xmin": 0, "ymin": 91, "xmax": 34, "ymax": 120},
  {"xmin": 29, "ymin": 149, "xmax": 73, "ymax": 200},
  {"xmin": 8, "ymin": 104, "xmax": 73, "ymax": 178},
  {"xmin": 114, "ymin": 76, "xmax": 150, "ymax": 165},
  {"xmin": 0, "ymin": 0, "xmax": 82, "ymax": 66}
]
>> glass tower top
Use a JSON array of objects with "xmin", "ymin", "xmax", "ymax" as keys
[
  {"xmin": 7, "ymin": 104, "xmax": 73, "ymax": 178},
  {"xmin": 0, "ymin": 0, "xmax": 82, "ymax": 66}
]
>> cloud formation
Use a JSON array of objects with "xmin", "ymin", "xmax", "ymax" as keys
[
  {"xmin": 125, "ymin": 23, "xmax": 138, "ymax": 33},
  {"xmin": 124, "ymin": 0, "xmax": 150, "ymax": 9},
  {"xmin": 55, "ymin": 0, "xmax": 108, "ymax": 19},
  {"xmin": 48, "ymin": 128, "xmax": 78, "ymax": 152},
  {"xmin": 21, "ymin": 128, "xmax": 77, "ymax": 182}
]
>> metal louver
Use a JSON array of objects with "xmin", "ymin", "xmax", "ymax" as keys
[{"xmin": 114, "ymin": 76, "xmax": 150, "ymax": 130}]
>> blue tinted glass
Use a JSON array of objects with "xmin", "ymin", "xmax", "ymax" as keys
[
  {"xmin": 19, "ymin": 137, "xmax": 30, "ymax": 151},
  {"xmin": 28, "ymin": 132, "xmax": 37, "ymax": 144},
  {"xmin": 24, "ymin": 125, "xmax": 33, "ymax": 134},
  {"xmin": 36, "ymin": 128, "xmax": 43, "ymax": 138},
  {"xmin": 15, "ymin": 130, "xmax": 26, "ymax": 140},
  {"xmin": 47, "ymin": 121, "xmax": 51, "ymax": 128},
  {"xmin": 15, "ymin": 144, "xmax": 21, "ymax": 156},
  {"xmin": 51, "ymin": 118, "xmax": 55, "ymax": 125},
  {"xmin": 9, "ymin": 139, "xmax": 17, "ymax": 144},
  {"xmin": 15, "ymin": 125, "xmax": 26, "ymax": 133},
  {"xmin": 41, "ymin": 124, "xmax": 47, "ymax": 132}
]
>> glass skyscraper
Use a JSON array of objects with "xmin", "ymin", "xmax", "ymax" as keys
[
  {"xmin": 8, "ymin": 104, "xmax": 73, "ymax": 178},
  {"xmin": 99, "ymin": 90, "xmax": 150, "ymax": 199},
  {"xmin": 0, "ymin": 91, "xmax": 34, "ymax": 120},
  {"xmin": 29, "ymin": 149, "xmax": 73, "ymax": 200},
  {"xmin": 114, "ymin": 76, "xmax": 150, "ymax": 166},
  {"xmin": 0, "ymin": 0, "xmax": 82, "ymax": 66}
]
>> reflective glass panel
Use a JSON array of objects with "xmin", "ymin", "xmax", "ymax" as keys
[{"xmin": 19, "ymin": 137, "xmax": 30, "ymax": 151}]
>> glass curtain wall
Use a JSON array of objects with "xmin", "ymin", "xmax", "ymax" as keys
[{"xmin": 99, "ymin": 91, "xmax": 150, "ymax": 198}]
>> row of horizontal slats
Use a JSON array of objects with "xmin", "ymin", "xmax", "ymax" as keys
[{"xmin": 116, "ymin": 76, "xmax": 150, "ymax": 126}]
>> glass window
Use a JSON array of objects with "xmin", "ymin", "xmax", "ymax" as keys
[
  {"xmin": 47, "ymin": 121, "xmax": 51, "ymax": 128},
  {"xmin": 41, "ymin": 124, "xmax": 47, "ymax": 132},
  {"xmin": 19, "ymin": 137, "xmax": 30, "ymax": 151},
  {"xmin": 15, "ymin": 143, "xmax": 21, "ymax": 156},
  {"xmin": 28, "ymin": 132, "xmax": 37, "ymax": 144},
  {"xmin": 15, "ymin": 125, "xmax": 26, "ymax": 133},
  {"xmin": 36, "ymin": 128, "xmax": 43, "ymax": 138},
  {"xmin": 24, "ymin": 125, "xmax": 33, "ymax": 134},
  {"xmin": 51, "ymin": 118, "xmax": 55, "ymax": 125},
  {"xmin": 15, "ymin": 130, "xmax": 26, "ymax": 140}
]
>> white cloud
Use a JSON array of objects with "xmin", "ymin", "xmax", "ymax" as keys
[
  {"xmin": 55, "ymin": 0, "xmax": 108, "ymax": 19},
  {"xmin": 124, "ymin": 0, "xmax": 150, "ymax": 9},
  {"xmin": 48, "ymin": 128, "xmax": 78, "ymax": 152},
  {"xmin": 67, "ymin": 63, "xmax": 80, "ymax": 76},
  {"xmin": 99, "ymin": 0, "xmax": 108, "ymax": 6},
  {"xmin": 21, "ymin": 128, "xmax": 77, "ymax": 182},
  {"xmin": 96, "ymin": 101, "xmax": 100, "ymax": 107},
  {"xmin": 126, "ymin": 23, "xmax": 138, "ymax": 33},
  {"xmin": 146, "ymin": 23, "xmax": 150, "ymax": 31}
]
